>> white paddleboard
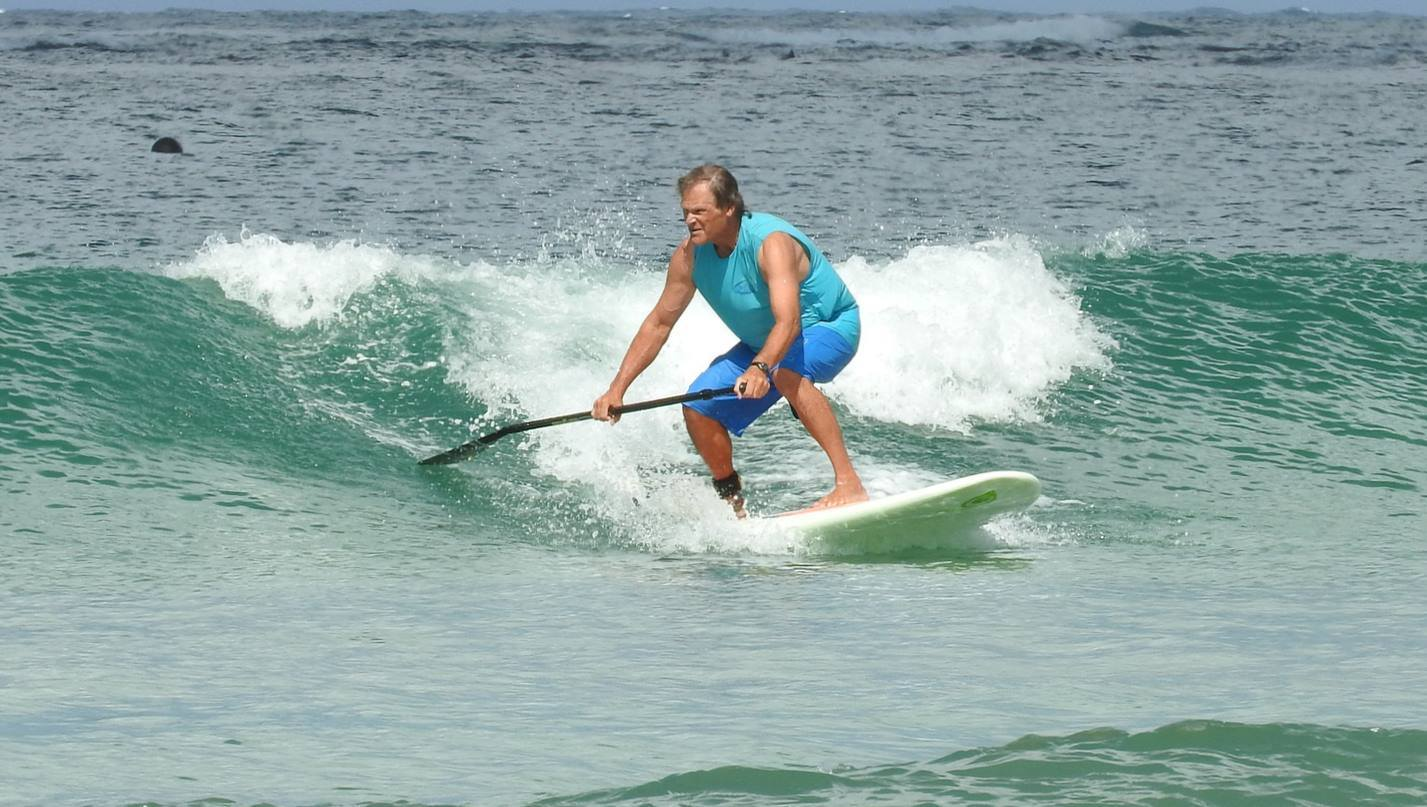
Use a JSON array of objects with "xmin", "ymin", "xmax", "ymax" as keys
[{"xmin": 770, "ymin": 471, "xmax": 1041, "ymax": 554}]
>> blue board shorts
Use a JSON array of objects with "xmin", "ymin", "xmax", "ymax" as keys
[{"xmin": 684, "ymin": 324, "xmax": 857, "ymax": 437}]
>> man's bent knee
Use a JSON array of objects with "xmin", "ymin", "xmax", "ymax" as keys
[{"xmin": 772, "ymin": 368, "xmax": 807, "ymax": 398}]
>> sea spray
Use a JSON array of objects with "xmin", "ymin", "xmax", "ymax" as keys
[
  {"xmin": 836, "ymin": 235, "xmax": 1114, "ymax": 432},
  {"xmin": 157, "ymin": 230, "xmax": 1106, "ymax": 552}
]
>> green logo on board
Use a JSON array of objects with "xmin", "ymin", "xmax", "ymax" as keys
[{"xmin": 961, "ymin": 490, "xmax": 998, "ymax": 509}]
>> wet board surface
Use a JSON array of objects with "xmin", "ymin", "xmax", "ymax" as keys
[{"xmin": 771, "ymin": 471, "xmax": 1042, "ymax": 554}]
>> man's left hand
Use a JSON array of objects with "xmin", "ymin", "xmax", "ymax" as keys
[{"xmin": 736, "ymin": 365, "xmax": 772, "ymax": 399}]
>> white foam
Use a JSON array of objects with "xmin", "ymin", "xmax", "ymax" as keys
[
  {"xmin": 164, "ymin": 230, "xmax": 443, "ymax": 329},
  {"xmin": 1085, "ymin": 225, "xmax": 1151, "ymax": 259},
  {"xmin": 834, "ymin": 235, "xmax": 1114, "ymax": 432},
  {"xmin": 454, "ymin": 235, "xmax": 1108, "ymax": 554},
  {"xmin": 438, "ymin": 254, "xmax": 751, "ymax": 548},
  {"xmin": 165, "ymin": 231, "xmax": 1107, "ymax": 555}
]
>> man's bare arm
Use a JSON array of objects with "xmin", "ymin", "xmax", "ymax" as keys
[
  {"xmin": 731, "ymin": 232, "xmax": 808, "ymax": 398},
  {"xmin": 593, "ymin": 240, "xmax": 698, "ymax": 420}
]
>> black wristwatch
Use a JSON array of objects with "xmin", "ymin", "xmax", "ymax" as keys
[{"xmin": 750, "ymin": 361, "xmax": 772, "ymax": 379}]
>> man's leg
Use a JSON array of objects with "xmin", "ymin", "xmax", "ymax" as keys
[
  {"xmin": 773, "ymin": 369, "xmax": 867, "ymax": 509},
  {"xmin": 683, "ymin": 406, "xmax": 734, "ymax": 478},
  {"xmin": 682, "ymin": 343, "xmax": 781, "ymax": 517},
  {"xmin": 684, "ymin": 406, "xmax": 746, "ymax": 517}
]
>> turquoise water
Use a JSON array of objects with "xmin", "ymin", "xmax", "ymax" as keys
[{"xmin": 3, "ymin": 8, "xmax": 1427, "ymax": 806}]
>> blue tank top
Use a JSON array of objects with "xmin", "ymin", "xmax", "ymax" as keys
[{"xmin": 690, "ymin": 212, "xmax": 859, "ymax": 351}]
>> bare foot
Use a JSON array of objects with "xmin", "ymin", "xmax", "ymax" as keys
[
  {"xmin": 716, "ymin": 493, "xmax": 749, "ymax": 519},
  {"xmin": 729, "ymin": 495, "xmax": 748, "ymax": 520},
  {"xmin": 810, "ymin": 482, "xmax": 869, "ymax": 510}
]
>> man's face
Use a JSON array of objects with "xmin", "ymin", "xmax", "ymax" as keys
[{"xmin": 681, "ymin": 182, "xmax": 735, "ymax": 245}]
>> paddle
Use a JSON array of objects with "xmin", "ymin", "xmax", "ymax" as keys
[{"xmin": 418, "ymin": 386, "xmax": 737, "ymax": 465}]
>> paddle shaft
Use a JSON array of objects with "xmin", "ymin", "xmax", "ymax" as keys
[{"xmin": 419, "ymin": 385, "xmax": 736, "ymax": 465}]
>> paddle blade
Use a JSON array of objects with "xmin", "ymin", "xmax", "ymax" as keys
[{"xmin": 418, "ymin": 439, "xmax": 490, "ymax": 466}]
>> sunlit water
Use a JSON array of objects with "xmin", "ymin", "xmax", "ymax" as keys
[{"xmin": 2, "ymin": 8, "xmax": 1426, "ymax": 806}]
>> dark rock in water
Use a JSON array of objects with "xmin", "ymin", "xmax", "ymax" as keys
[
  {"xmin": 151, "ymin": 137, "xmax": 183, "ymax": 154},
  {"xmin": 780, "ymin": 48, "xmax": 795, "ymax": 60},
  {"xmin": 1126, "ymin": 21, "xmax": 1190, "ymax": 38}
]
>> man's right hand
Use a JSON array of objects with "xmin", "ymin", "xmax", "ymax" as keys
[{"xmin": 592, "ymin": 389, "xmax": 624, "ymax": 424}]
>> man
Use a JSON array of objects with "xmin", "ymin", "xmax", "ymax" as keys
[{"xmin": 592, "ymin": 164, "xmax": 867, "ymax": 514}]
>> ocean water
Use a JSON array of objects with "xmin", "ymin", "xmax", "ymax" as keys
[{"xmin": 3, "ymin": 7, "xmax": 1427, "ymax": 806}]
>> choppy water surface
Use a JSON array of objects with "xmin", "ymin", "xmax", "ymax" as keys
[{"xmin": 2, "ymin": 8, "xmax": 1426, "ymax": 806}]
